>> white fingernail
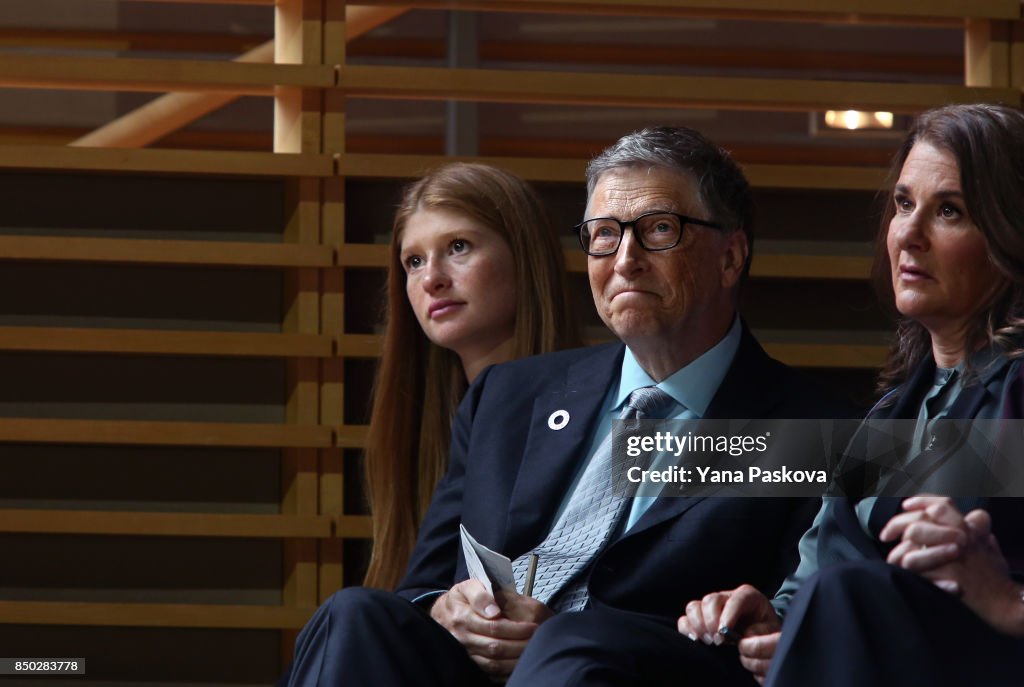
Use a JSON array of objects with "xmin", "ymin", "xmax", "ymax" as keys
[
  {"xmin": 702, "ymin": 633, "xmax": 713, "ymax": 645},
  {"xmin": 687, "ymin": 632, "xmax": 698, "ymax": 641}
]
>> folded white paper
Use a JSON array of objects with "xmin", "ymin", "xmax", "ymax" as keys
[{"xmin": 459, "ymin": 523, "xmax": 518, "ymax": 596}]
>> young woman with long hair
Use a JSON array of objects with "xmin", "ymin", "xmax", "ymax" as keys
[{"xmin": 363, "ymin": 162, "xmax": 581, "ymax": 589}]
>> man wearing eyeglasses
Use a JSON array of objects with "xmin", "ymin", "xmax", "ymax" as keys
[{"xmin": 284, "ymin": 127, "xmax": 851, "ymax": 687}]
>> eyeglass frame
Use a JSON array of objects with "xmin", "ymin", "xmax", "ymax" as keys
[{"xmin": 573, "ymin": 210, "xmax": 723, "ymax": 256}]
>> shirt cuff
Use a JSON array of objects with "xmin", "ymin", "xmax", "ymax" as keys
[{"xmin": 411, "ymin": 590, "xmax": 446, "ymax": 608}]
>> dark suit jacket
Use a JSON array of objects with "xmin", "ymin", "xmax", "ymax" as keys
[
  {"xmin": 397, "ymin": 325, "xmax": 854, "ymax": 618},
  {"xmin": 774, "ymin": 352, "xmax": 1024, "ymax": 617}
]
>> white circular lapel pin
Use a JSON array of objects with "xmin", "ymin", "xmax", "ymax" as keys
[{"xmin": 547, "ymin": 410, "xmax": 570, "ymax": 431}]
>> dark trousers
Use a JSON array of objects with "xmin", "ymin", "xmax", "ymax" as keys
[
  {"xmin": 506, "ymin": 607, "xmax": 757, "ymax": 687},
  {"xmin": 284, "ymin": 590, "xmax": 756, "ymax": 687},
  {"xmin": 768, "ymin": 560, "xmax": 1024, "ymax": 687},
  {"xmin": 284, "ymin": 587, "xmax": 492, "ymax": 687}
]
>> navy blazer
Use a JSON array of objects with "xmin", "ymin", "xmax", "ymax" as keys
[
  {"xmin": 397, "ymin": 326, "xmax": 854, "ymax": 618},
  {"xmin": 777, "ymin": 352, "xmax": 1024, "ymax": 617}
]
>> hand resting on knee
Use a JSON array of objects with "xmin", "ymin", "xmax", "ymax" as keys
[
  {"xmin": 430, "ymin": 579, "xmax": 553, "ymax": 681},
  {"xmin": 677, "ymin": 584, "xmax": 781, "ymax": 685}
]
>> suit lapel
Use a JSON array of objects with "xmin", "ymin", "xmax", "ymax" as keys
[
  {"xmin": 947, "ymin": 354, "xmax": 1009, "ymax": 420},
  {"xmin": 884, "ymin": 356, "xmax": 935, "ymax": 420},
  {"xmin": 503, "ymin": 343, "xmax": 624, "ymax": 557},
  {"xmin": 623, "ymin": 325, "xmax": 774, "ymax": 537},
  {"xmin": 703, "ymin": 324, "xmax": 787, "ymax": 419},
  {"xmin": 865, "ymin": 354, "xmax": 1008, "ymax": 542}
]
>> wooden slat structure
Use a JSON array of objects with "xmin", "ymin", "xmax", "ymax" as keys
[
  {"xmin": 0, "ymin": 511, "xmax": 334, "ymax": 538},
  {"xmin": 0, "ymin": 54, "xmax": 333, "ymax": 94},
  {"xmin": 0, "ymin": 327, "xmax": 332, "ymax": 357},
  {"xmin": 0, "ymin": 419, "xmax": 331, "ymax": 447},
  {"xmin": 339, "ymin": 64, "xmax": 1021, "ymax": 111},
  {"xmin": 0, "ymin": 236, "xmax": 334, "ymax": 267},
  {"xmin": 0, "ymin": 0, "xmax": 1021, "ymax": 682},
  {"xmin": 138, "ymin": 0, "xmax": 1021, "ymax": 22},
  {"xmin": 337, "ymin": 153, "xmax": 891, "ymax": 190},
  {"xmin": 337, "ymin": 240, "xmax": 876, "ymax": 279},
  {"xmin": 762, "ymin": 341, "xmax": 889, "ymax": 368},
  {"xmin": 0, "ymin": 601, "xmax": 316, "ymax": 629},
  {"xmin": 0, "ymin": 145, "xmax": 331, "ymax": 175}
]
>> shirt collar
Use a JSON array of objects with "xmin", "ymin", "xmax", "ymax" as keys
[
  {"xmin": 953, "ymin": 341, "xmax": 1011, "ymax": 388},
  {"xmin": 615, "ymin": 317, "xmax": 742, "ymax": 417}
]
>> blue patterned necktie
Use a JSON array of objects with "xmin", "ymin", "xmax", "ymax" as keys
[{"xmin": 512, "ymin": 386, "xmax": 676, "ymax": 612}]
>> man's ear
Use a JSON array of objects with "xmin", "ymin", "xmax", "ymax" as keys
[{"xmin": 720, "ymin": 229, "xmax": 749, "ymax": 289}]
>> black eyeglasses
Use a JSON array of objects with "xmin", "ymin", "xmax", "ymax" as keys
[{"xmin": 574, "ymin": 211, "xmax": 722, "ymax": 256}]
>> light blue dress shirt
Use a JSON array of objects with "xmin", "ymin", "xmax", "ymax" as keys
[{"xmin": 553, "ymin": 317, "xmax": 742, "ymax": 532}]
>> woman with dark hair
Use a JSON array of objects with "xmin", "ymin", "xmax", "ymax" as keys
[
  {"xmin": 363, "ymin": 162, "xmax": 580, "ymax": 590},
  {"xmin": 677, "ymin": 103, "xmax": 1024, "ymax": 687}
]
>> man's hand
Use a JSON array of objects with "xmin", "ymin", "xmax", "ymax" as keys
[
  {"xmin": 430, "ymin": 580, "xmax": 551, "ymax": 680},
  {"xmin": 677, "ymin": 585, "xmax": 781, "ymax": 685},
  {"xmin": 494, "ymin": 588, "xmax": 555, "ymax": 624}
]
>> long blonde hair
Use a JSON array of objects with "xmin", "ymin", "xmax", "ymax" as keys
[{"xmin": 363, "ymin": 162, "xmax": 580, "ymax": 589}]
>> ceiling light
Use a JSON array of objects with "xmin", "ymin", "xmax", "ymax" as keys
[{"xmin": 824, "ymin": 110, "xmax": 894, "ymax": 130}]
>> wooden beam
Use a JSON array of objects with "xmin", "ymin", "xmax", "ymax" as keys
[
  {"xmin": 335, "ymin": 515, "xmax": 373, "ymax": 538},
  {"xmin": 336, "ymin": 333, "xmax": 384, "ymax": 358},
  {"xmin": 340, "ymin": 135, "xmax": 898, "ymax": 166},
  {"xmin": 0, "ymin": 30, "xmax": 959, "ymax": 78},
  {"xmin": 337, "ymin": 153, "xmax": 889, "ymax": 190},
  {"xmin": 335, "ymin": 424, "xmax": 369, "ymax": 448},
  {"xmin": 6, "ymin": 49, "xmax": 983, "ymax": 116},
  {"xmin": 340, "ymin": 65, "xmax": 1021, "ymax": 113},
  {"xmin": 0, "ymin": 125, "xmax": 272, "ymax": 149},
  {"xmin": 319, "ymin": 0, "xmax": 351, "ymax": 602},
  {"xmin": 0, "ymin": 145, "xmax": 331, "ymax": 176},
  {"xmin": 337, "ymin": 152, "xmax": 585, "ymax": 182},
  {"xmin": 0, "ymin": 236, "xmax": 333, "ymax": 268},
  {"xmin": 0, "ymin": 419, "xmax": 331, "ymax": 448},
  {"xmin": 749, "ymin": 253, "xmax": 873, "ymax": 280},
  {"xmin": 742, "ymin": 163, "xmax": 888, "ymax": 191},
  {"xmin": 346, "ymin": 5, "xmax": 409, "ymax": 40},
  {"xmin": 0, "ymin": 510, "xmax": 333, "ymax": 538},
  {"xmin": 338, "ymin": 136, "xmax": 900, "ymax": 166},
  {"xmin": 0, "ymin": 126, "xmax": 903, "ymax": 165},
  {"xmin": 73, "ymin": 6, "xmax": 408, "ymax": 149},
  {"xmin": 966, "ymin": 18, "xmax": 1012, "ymax": 86},
  {"xmin": 138, "ymin": 0, "xmax": 1021, "ymax": 22},
  {"xmin": 335, "ymin": 242, "xmax": 389, "ymax": 267},
  {"xmin": 338, "ymin": 240, "xmax": 875, "ymax": 279},
  {"xmin": 763, "ymin": 342, "xmax": 889, "ymax": 368},
  {"xmin": 133, "ymin": 0, "xmax": 275, "ymax": 4},
  {"xmin": 349, "ymin": 37, "xmax": 963, "ymax": 77},
  {"xmin": 0, "ymin": 600, "xmax": 314, "ymax": 629},
  {"xmin": 72, "ymin": 41, "xmax": 277, "ymax": 148},
  {"xmin": 0, "ymin": 327, "xmax": 332, "ymax": 358},
  {"xmin": 0, "ymin": 27, "xmax": 269, "ymax": 54},
  {"xmin": 0, "ymin": 54, "xmax": 331, "ymax": 94},
  {"xmin": 1013, "ymin": 20, "xmax": 1024, "ymax": 90},
  {"xmin": 351, "ymin": 0, "xmax": 1020, "ymax": 23}
]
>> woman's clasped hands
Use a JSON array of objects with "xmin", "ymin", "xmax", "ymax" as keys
[{"xmin": 880, "ymin": 495, "xmax": 1023, "ymax": 636}]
